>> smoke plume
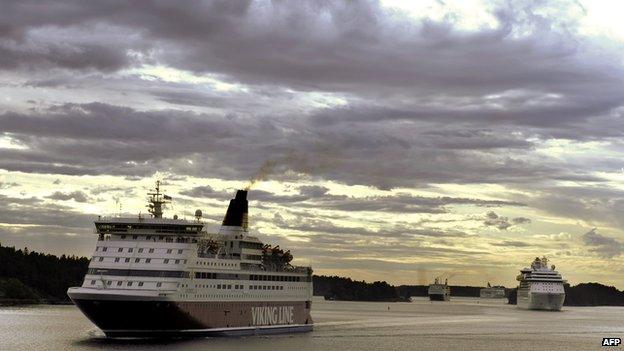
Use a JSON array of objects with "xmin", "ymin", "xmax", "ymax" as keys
[{"xmin": 244, "ymin": 159, "xmax": 278, "ymax": 190}]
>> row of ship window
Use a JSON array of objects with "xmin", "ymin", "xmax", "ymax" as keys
[
  {"xmin": 250, "ymin": 285, "xmax": 283, "ymax": 290},
  {"xmin": 250, "ymin": 274, "xmax": 302, "ymax": 282},
  {"xmin": 98, "ymin": 225, "xmax": 200, "ymax": 232},
  {"xmin": 91, "ymin": 280, "xmax": 307, "ymax": 292},
  {"xmin": 98, "ymin": 234, "xmax": 197, "ymax": 243},
  {"xmin": 96, "ymin": 257, "xmax": 187, "ymax": 264},
  {"xmin": 192, "ymin": 284, "xmax": 307, "ymax": 291},
  {"xmin": 90, "ymin": 280, "xmax": 163, "ymax": 287},
  {"xmin": 96, "ymin": 247, "xmax": 184, "ymax": 254},
  {"xmin": 194, "ymin": 272, "xmax": 302, "ymax": 282},
  {"xmin": 196, "ymin": 261, "xmax": 237, "ymax": 267},
  {"xmin": 179, "ymin": 294, "xmax": 293, "ymax": 299}
]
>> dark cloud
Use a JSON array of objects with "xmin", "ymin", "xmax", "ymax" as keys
[
  {"xmin": 224, "ymin": 188, "xmax": 525, "ymax": 214},
  {"xmin": 0, "ymin": 195, "xmax": 94, "ymax": 228},
  {"xmin": 151, "ymin": 90, "xmax": 230, "ymax": 108},
  {"xmin": 271, "ymin": 213, "xmax": 469, "ymax": 239},
  {"xmin": 5, "ymin": 0, "xmax": 610, "ymax": 106},
  {"xmin": 582, "ymin": 228, "xmax": 623, "ymax": 258},
  {"xmin": 319, "ymin": 194, "xmax": 524, "ymax": 214},
  {"xmin": 179, "ymin": 185, "xmax": 230, "ymax": 199},
  {"xmin": 0, "ymin": 99, "xmax": 610, "ymax": 190},
  {"xmin": 492, "ymin": 240, "xmax": 531, "ymax": 247},
  {"xmin": 512, "ymin": 217, "xmax": 531, "ymax": 224},
  {"xmin": 1, "ymin": 0, "xmax": 624, "ymax": 284},
  {"xmin": 46, "ymin": 190, "xmax": 90, "ymax": 202},
  {"xmin": 0, "ymin": 42, "xmax": 131, "ymax": 72},
  {"xmin": 297, "ymin": 185, "xmax": 329, "ymax": 198},
  {"xmin": 1, "ymin": 1, "xmax": 622, "ymax": 134},
  {"xmin": 483, "ymin": 211, "xmax": 531, "ymax": 230}
]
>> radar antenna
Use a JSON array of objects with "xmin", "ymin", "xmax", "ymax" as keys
[{"xmin": 147, "ymin": 180, "xmax": 171, "ymax": 218}]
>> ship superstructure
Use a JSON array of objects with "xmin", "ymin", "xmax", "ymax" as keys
[
  {"xmin": 428, "ymin": 277, "xmax": 450, "ymax": 301},
  {"xmin": 68, "ymin": 182, "xmax": 313, "ymax": 337},
  {"xmin": 480, "ymin": 282, "xmax": 506, "ymax": 298},
  {"xmin": 516, "ymin": 256, "xmax": 565, "ymax": 311}
]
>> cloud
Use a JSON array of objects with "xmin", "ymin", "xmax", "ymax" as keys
[
  {"xmin": 512, "ymin": 217, "xmax": 531, "ymax": 224},
  {"xmin": 582, "ymin": 228, "xmax": 623, "ymax": 258},
  {"xmin": 483, "ymin": 211, "xmax": 531, "ymax": 230},
  {"xmin": 270, "ymin": 212, "xmax": 469, "ymax": 239},
  {"xmin": 0, "ymin": 182, "xmax": 19, "ymax": 189},
  {"xmin": 1, "ymin": 0, "xmax": 624, "ymax": 286},
  {"xmin": 179, "ymin": 185, "xmax": 229, "ymax": 199},
  {"xmin": 0, "ymin": 195, "xmax": 94, "ymax": 228},
  {"xmin": 0, "ymin": 41, "xmax": 132, "ymax": 72},
  {"xmin": 526, "ymin": 185, "xmax": 624, "ymax": 228},
  {"xmin": 297, "ymin": 185, "xmax": 329, "ymax": 198},
  {"xmin": 492, "ymin": 240, "xmax": 531, "ymax": 247},
  {"xmin": 46, "ymin": 190, "xmax": 90, "ymax": 203}
]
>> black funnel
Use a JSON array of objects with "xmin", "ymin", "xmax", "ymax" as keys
[{"xmin": 222, "ymin": 190, "xmax": 248, "ymax": 228}]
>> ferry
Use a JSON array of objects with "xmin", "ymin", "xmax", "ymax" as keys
[
  {"xmin": 480, "ymin": 282, "xmax": 506, "ymax": 298},
  {"xmin": 67, "ymin": 182, "xmax": 313, "ymax": 337},
  {"xmin": 516, "ymin": 257, "xmax": 565, "ymax": 310},
  {"xmin": 428, "ymin": 277, "xmax": 450, "ymax": 301}
]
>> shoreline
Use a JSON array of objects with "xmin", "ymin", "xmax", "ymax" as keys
[{"xmin": 0, "ymin": 299, "xmax": 73, "ymax": 306}]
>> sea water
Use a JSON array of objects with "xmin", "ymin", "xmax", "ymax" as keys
[{"xmin": 0, "ymin": 297, "xmax": 621, "ymax": 351}]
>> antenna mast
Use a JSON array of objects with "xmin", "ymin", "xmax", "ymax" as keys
[{"xmin": 147, "ymin": 180, "xmax": 170, "ymax": 218}]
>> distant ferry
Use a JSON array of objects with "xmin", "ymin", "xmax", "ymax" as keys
[
  {"xmin": 516, "ymin": 257, "xmax": 565, "ymax": 311},
  {"xmin": 428, "ymin": 278, "xmax": 450, "ymax": 301},
  {"xmin": 480, "ymin": 282, "xmax": 506, "ymax": 298},
  {"xmin": 68, "ymin": 182, "xmax": 313, "ymax": 337}
]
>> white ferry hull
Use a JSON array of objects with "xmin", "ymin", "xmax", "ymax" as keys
[
  {"xmin": 428, "ymin": 283, "xmax": 450, "ymax": 301},
  {"xmin": 480, "ymin": 289, "xmax": 506, "ymax": 299},
  {"xmin": 517, "ymin": 292, "xmax": 565, "ymax": 311}
]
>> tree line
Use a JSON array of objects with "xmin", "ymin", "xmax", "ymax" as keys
[
  {"xmin": 0, "ymin": 244, "xmax": 89, "ymax": 302},
  {"xmin": 315, "ymin": 275, "xmax": 624, "ymax": 306},
  {"xmin": 1, "ymin": 244, "xmax": 622, "ymax": 306}
]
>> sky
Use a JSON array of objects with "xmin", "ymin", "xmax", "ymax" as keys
[{"xmin": 1, "ymin": 0, "xmax": 623, "ymax": 288}]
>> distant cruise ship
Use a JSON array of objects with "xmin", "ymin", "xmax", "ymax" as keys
[
  {"xmin": 67, "ymin": 182, "xmax": 313, "ymax": 337},
  {"xmin": 480, "ymin": 282, "xmax": 506, "ymax": 298},
  {"xmin": 516, "ymin": 257, "xmax": 565, "ymax": 311},
  {"xmin": 428, "ymin": 277, "xmax": 450, "ymax": 301}
]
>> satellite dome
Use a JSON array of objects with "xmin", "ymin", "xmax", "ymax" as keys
[{"xmin": 195, "ymin": 209, "xmax": 202, "ymax": 219}]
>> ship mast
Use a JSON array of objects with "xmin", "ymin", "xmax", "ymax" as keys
[{"xmin": 147, "ymin": 180, "xmax": 170, "ymax": 218}]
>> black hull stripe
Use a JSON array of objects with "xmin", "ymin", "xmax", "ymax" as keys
[{"xmin": 71, "ymin": 298, "xmax": 313, "ymax": 336}]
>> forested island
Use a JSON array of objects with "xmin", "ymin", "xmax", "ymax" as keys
[
  {"xmin": 314, "ymin": 276, "xmax": 484, "ymax": 300},
  {"xmin": 313, "ymin": 275, "xmax": 409, "ymax": 301},
  {"xmin": 1, "ymin": 244, "xmax": 622, "ymax": 307},
  {"xmin": 507, "ymin": 283, "xmax": 624, "ymax": 306},
  {"xmin": 316, "ymin": 275, "xmax": 624, "ymax": 306},
  {"xmin": 0, "ymin": 244, "xmax": 89, "ymax": 304}
]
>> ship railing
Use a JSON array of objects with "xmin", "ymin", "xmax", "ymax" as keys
[
  {"xmin": 196, "ymin": 252, "xmax": 239, "ymax": 260},
  {"xmin": 96, "ymin": 234, "xmax": 199, "ymax": 244},
  {"xmin": 242, "ymin": 265, "xmax": 312, "ymax": 274},
  {"xmin": 96, "ymin": 229, "xmax": 203, "ymax": 236}
]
